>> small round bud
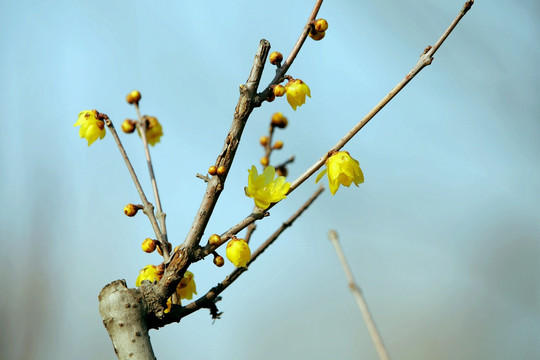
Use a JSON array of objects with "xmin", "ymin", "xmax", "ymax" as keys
[
  {"xmin": 124, "ymin": 203, "xmax": 139, "ymax": 217},
  {"xmin": 217, "ymin": 165, "xmax": 226, "ymax": 176},
  {"xmin": 260, "ymin": 156, "xmax": 269, "ymax": 167},
  {"xmin": 273, "ymin": 84, "xmax": 286, "ymax": 97},
  {"xmin": 276, "ymin": 166, "xmax": 288, "ymax": 177},
  {"xmin": 269, "ymin": 51, "xmax": 283, "ymax": 65},
  {"xmin": 314, "ymin": 19, "xmax": 329, "ymax": 32},
  {"xmin": 142, "ymin": 238, "xmax": 156, "ymax": 253},
  {"xmin": 126, "ymin": 90, "xmax": 141, "ymax": 104},
  {"xmin": 213, "ymin": 255, "xmax": 225, "ymax": 267},
  {"xmin": 273, "ymin": 140, "xmax": 284, "ymax": 150},
  {"xmin": 271, "ymin": 112, "xmax": 288, "ymax": 128},
  {"xmin": 156, "ymin": 243, "xmax": 163, "ymax": 256},
  {"xmin": 121, "ymin": 119, "xmax": 136, "ymax": 134},
  {"xmin": 260, "ymin": 136, "xmax": 269, "ymax": 146},
  {"xmin": 209, "ymin": 234, "xmax": 221, "ymax": 246},
  {"xmin": 267, "ymin": 91, "xmax": 275, "ymax": 102},
  {"xmin": 309, "ymin": 30, "xmax": 326, "ymax": 41},
  {"xmin": 208, "ymin": 165, "xmax": 217, "ymax": 175}
]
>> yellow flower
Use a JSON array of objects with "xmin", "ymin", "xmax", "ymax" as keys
[
  {"xmin": 135, "ymin": 264, "xmax": 159, "ymax": 287},
  {"xmin": 285, "ymin": 79, "xmax": 311, "ymax": 110},
  {"xmin": 139, "ymin": 116, "xmax": 163, "ymax": 146},
  {"xmin": 245, "ymin": 165, "xmax": 291, "ymax": 210},
  {"xmin": 74, "ymin": 110, "xmax": 106, "ymax": 146},
  {"xmin": 176, "ymin": 271, "xmax": 197, "ymax": 300},
  {"xmin": 226, "ymin": 238, "xmax": 251, "ymax": 268},
  {"xmin": 316, "ymin": 151, "xmax": 364, "ymax": 195}
]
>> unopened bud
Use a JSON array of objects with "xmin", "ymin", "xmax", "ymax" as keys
[
  {"xmin": 273, "ymin": 84, "xmax": 286, "ymax": 97},
  {"xmin": 217, "ymin": 165, "xmax": 226, "ymax": 176},
  {"xmin": 142, "ymin": 238, "xmax": 157, "ymax": 253},
  {"xmin": 213, "ymin": 255, "xmax": 225, "ymax": 267},
  {"xmin": 273, "ymin": 140, "xmax": 283, "ymax": 150},
  {"xmin": 260, "ymin": 136, "xmax": 269, "ymax": 146},
  {"xmin": 209, "ymin": 234, "xmax": 221, "ymax": 246},
  {"xmin": 269, "ymin": 51, "xmax": 283, "ymax": 65},
  {"xmin": 271, "ymin": 112, "xmax": 288, "ymax": 128},
  {"xmin": 314, "ymin": 19, "xmax": 329, "ymax": 32},
  {"xmin": 309, "ymin": 29, "xmax": 326, "ymax": 41},
  {"xmin": 260, "ymin": 156, "xmax": 269, "ymax": 167},
  {"xmin": 124, "ymin": 204, "xmax": 140, "ymax": 217},
  {"xmin": 126, "ymin": 90, "xmax": 141, "ymax": 104},
  {"xmin": 208, "ymin": 165, "xmax": 217, "ymax": 175},
  {"xmin": 121, "ymin": 119, "xmax": 136, "ymax": 133}
]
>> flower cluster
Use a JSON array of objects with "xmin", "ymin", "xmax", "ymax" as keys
[
  {"xmin": 245, "ymin": 165, "xmax": 291, "ymax": 209},
  {"xmin": 316, "ymin": 151, "xmax": 364, "ymax": 195},
  {"xmin": 135, "ymin": 264, "xmax": 161, "ymax": 287},
  {"xmin": 73, "ymin": 110, "xmax": 106, "ymax": 146},
  {"xmin": 164, "ymin": 271, "xmax": 197, "ymax": 314},
  {"xmin": 139, "ymin": 116, "xmax": 163, "ymax": 146}
]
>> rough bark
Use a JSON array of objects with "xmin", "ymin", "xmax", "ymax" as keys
[{"xmin": 99, "ymin": 280, "xmax": 156, "ymax": 360}]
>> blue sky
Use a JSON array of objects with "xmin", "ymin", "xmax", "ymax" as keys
[{"xmin": 1, "ymin": 1, "xmax": 539, "ymax": 359}]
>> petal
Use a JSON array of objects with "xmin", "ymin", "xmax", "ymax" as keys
[{"xmin": 315, "ymin": 169, "xmax": 327, "ymax": 183}]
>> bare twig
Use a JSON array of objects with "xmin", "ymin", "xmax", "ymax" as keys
[
  {"xmin": 328, "ymin": 230, "xmax": 391, "ymax": 360},
  {"xmin": 134, "ymin": 105, "xmax": 170, "ymax": 261},
  {"xmin": 288, "ymin": 0, "xmax": 474, "ymax": 193},
  {"xmin": 244, "ymin": 223, "xmax": 257, "ymax": 244},
  {"xmin": 104, "ymin": 118, "xmax": 166, "ymax": 254}
]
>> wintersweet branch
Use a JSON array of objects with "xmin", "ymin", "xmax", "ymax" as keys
[
  {"xmin": 328, "ymin": 230, "xmax": 391, "ymax": 360},
  {"xmin": 288, "ymin": 0, "xmax": 474, "ymax": 193},
  {"xmin": 153, "ymin": 186, "xmax": 325, "ymax": 328},
  {"xmin": 105, "ymin": 118, "xmax": 167, "ymax": 260},
  {"xmin": 253, "ymin": 0, "xmax": 324, "ymax": 106},
  {"xmin": 134, "ymin": 104, "xmax": 170, "ymax": 259}
]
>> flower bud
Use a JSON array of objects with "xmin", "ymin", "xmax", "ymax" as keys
[
  {"xmin": 271, "ymin": 112, "xmax": 288, "ymax": 128},
  {"xmin": 309, "ymin": 29, "xmax": 325, "ymax": 41},
  {"xmin": 208, "ymin": 234, "xmax": 221, "ymax": 246},
  {"xmin": 217, "ymin": 165, "xmax": 226, "ymax": 176},
  {"xmin": 213, "ymin": 255, "xmax": 225, "ymax": 267},
  {"xmin": 121, "ymin": 119, "xmax": 136, "ymax": 133},
  {"xmin": 126, "ymin": 90, "xmax": 141, "ymax": 104},
  {"xmin": 142, "ymin": 238, "xmax": 156, "ymax": 253},
  {"xmin": 276, "ymin": 166, "xmax": 288, "ymax": 177},
  {"xmin": 267, "ymin": 91, "xmax": 275, "ymax": 103},
  {"xmin": 156, "ymin": 243, "xmax": 163, "ymax": 256},
  {"xmin": 208, "ymin": 165, "xmax": 217, "ymax": 175},
  {"xmin": 260, "ymin": 136, "xmax": 269, "ymax": 146},
  {"xmin": 226, "ymin": 238, "xmax": 251, "ymax": 267},
  {"xmin": 269, "ymin": 51, "xmax": 283, "ymax": 65},
  {"xmin": 273, "ymin": 84, "xmax": 286, "ymax": 97},
  {"xmin": 124, "ymin": 203, "xmax": 139, "ymax": 217},
  {"xmin": 260, "ymin": 156, "xmax": 269, "ymax": 167},
  {"xmin": 273, "ymin": 140, "xmax": 283, "ymax": 150},
  {"xmin": 314, "ymin": 19, "xmax": 329, "ymax": 32}
]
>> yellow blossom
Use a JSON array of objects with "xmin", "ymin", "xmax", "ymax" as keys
[
  {"xmin": 176, "ymin": 271, "xmax": 197, "ymax": 300},
  {"xmin": 245, "ymin": 165, "xmax": 291, "ymax": 209},
  {"xmin": 138, "ymin": 116, "xmax": 163, "ymax": 146},
  {"xmin": 74, "ymin": 110, "xmax": 106, "ymax": 146},
  {"xmin": 315, "ymin": 151, "xmax": 364, "ymax": 195},
  {"xmin": 226, "ymin": 238, "xmax": 251, "ymax": 268},
  {"xmin": 135, "ymin": 265, "xmax": 159, "ymax": 287},
  {"xmin": 285, "ymin": 79, "xmax": 310, "ymax": 110}
]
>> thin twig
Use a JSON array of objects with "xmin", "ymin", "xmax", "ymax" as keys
[
  {"xmin": 164, "ymin": 186, "xmax": 325, "ymax": 325},
  {"xmin": 288, "ymin": 0, "xmax": 474, "ymax": 193},
  {"xmin": 134, "ymin": 105, "xmax": 170, "ymax": 261},
  {"xmin": 328, "ymin": 230, "xmax": 391, "ymax": 360},
  {"xmin": 104, "ymin": 118, "xmax": 166, "ymax": 254},
  {"xmin": 244, "ymin": 223, "xmax": 257, "ymax": 244}
]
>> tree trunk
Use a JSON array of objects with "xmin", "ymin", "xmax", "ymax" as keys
[{"xmin": 99, "ymin": 280, "xmax": 156, "ymax": 360}]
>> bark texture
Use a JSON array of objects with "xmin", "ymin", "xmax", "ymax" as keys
[{"xmin": 99, "ymin": 280, "xmax": 156, "ymax": 360}]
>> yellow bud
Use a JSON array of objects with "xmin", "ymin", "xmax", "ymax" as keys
[
  {"xmin": 217, "ymin": 165, "xmax": 226, "ymax": 176},
  {"xmin": 271, "ymin": 112, "xmax": 288, "ymax": 128},
  {"xmin": 156, "ymin": 243, "xmax": 163, "ymax": 256},
  {"xmin": 273, "ymin": 140, "xmax": 283, "ymax": 150},
  {"xmin": 126, "ymin": 90, "xmax": 141, "ymax": 104},
  {"xmin": 208, "ymin": 166, "xmax": 217, "ymax": 175},
  {"xmin": 124, "ymin": 203, "xmax": 139, "ymax": 217},
  {"xmin": 121, "ymin": 119, "xmax": 136, "ymax": 134},
  {"xmin": 309, "ymin": 29, "xmax": 325, "ymax": 41},
  {"xmin": 213, "ymin": 255, "xmax": 225, "ymax": 267},
  {"xmin": 142, "ymin": 238, "xmax": 156, "ymax": 253},
  {"xmin": 269, "ymin": 51, "xmax": 283, "ymax": 65},
  {"xmin": 273, "ymin": 84, "xmax": 286, "ymax": 97},
  {"xmin": 314, "ymin": 19, "xmax": 329, "ymax": 32},
  {"xmin": 260, "ymin": 156, "xmax": 269, "ymax": 167},
  {"xmin": 260, "ymin": 136, "xmax": 269, "ymax": 146},
  {"xmin": 226, "ymin": 238, "xmax": 251, "ymax": 268},
  {"xmin": 208, "ymin": 234, "xmax": 221, "ymax": 246}
]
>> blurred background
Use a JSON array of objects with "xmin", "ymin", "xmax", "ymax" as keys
[{"xmin": 1, "ymin": 0, "xmax": 538, "ymax": 359}]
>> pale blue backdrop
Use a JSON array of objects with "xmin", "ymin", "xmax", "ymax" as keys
[{"xmin": 1, "ymin": 0, "xmax": 539, "ymax": 359}]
